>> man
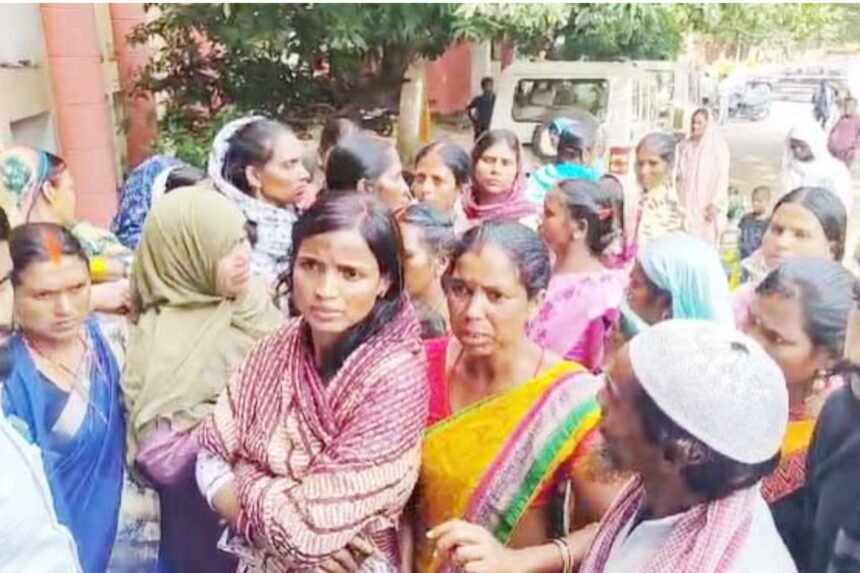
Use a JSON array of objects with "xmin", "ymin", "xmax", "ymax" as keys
[
  {"xmin": 814, "ymin": 80, "xmax": 837, "ymax": 130},
  {"xmin": 466, "ymin": 77, "xmax": 495, "ymax": 141},
  {"xmin": 581, "ymin": 320, "xmax": 796, "ymax": 573},
  {"xmin": 828, "ymin": 97, "xmax": 860, "ymax": 169},
  {"xmin": 800, "ymin": 279, "xmax": 860, "ymax": 573},
  {"xmin": 782, "ymin": 121, "xmax": 853, "ymax": 212},
  {"xmin": 525, "ymin": 117, "xmax": 601, "ymax": 206}
]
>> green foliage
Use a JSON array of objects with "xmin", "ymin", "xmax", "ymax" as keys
[
  {"xmin": 557, "ymin": 4, "xmax": 683, "ymax": 61},
  {"xmin": 131, "ymin": 3, "xmax": 853, "ymax": 158}
]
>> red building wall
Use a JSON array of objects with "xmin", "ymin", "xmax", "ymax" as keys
[
  {"xmin": 426, "ymin": 41, "xmax": 473, "ymax": 114},
  {"xmin": 40, "ymin": 3, "xmax": 119, "ymax": 226}
]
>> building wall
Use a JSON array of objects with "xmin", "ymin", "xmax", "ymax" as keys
[
  {"xmin": 426, "ymin": 41, "xmax": 473, "ymax": 115},
  {"xmin": 0, "ymin": 3, "xmax": 153, "ymax": 227},
  {"xmin": 40, "ymin": 3, "xmax": 121, "ymax": 226},
  {"xmin": 0, "ymin": 4, "xmax": 58, "ymax": 152}
]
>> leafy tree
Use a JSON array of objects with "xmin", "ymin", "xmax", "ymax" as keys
[{"xmin": 556, "ymin": 4, "xmax": 683, "ymax": 61}]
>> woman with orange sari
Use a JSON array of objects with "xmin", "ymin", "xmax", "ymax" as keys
[
  {"xmin": 416, "ymin": 222, "xmax": 623, "ymax": 573},
  {"xmin": 743, "ymin": 257, "xmax": 855, "ymax": 563}
]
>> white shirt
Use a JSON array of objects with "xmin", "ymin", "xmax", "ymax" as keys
[
  {"xmin": 0, "ymin": 411, "xmax": 81, "ymax": 573},
  {"xmin": 603, "ymin": 491, "xmax": 796, "ymax": 573}
]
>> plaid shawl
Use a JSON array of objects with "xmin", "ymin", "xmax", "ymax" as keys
[
  {"xmin": 579, "ymin": 477, "xmax": 756, "ymax": 573},
  {"xmin": 198, "ymin": 302, "xmax": 428, "ymax": 571}
]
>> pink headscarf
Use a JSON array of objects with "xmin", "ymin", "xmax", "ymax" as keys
[
  {"xmin": 463, "ymin": 130, "xmax": 537, "ymax": 224},
  {"xmin": 676, "ymin": 114, "xmax": 731, "ymax": 245}
]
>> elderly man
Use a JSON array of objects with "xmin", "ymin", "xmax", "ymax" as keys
[
  {"xmin": 800, "ymin": 280, "xmax": 860, "ymax": 573},
  {"xmin": 582, "ymin": 319, "xmax": 796, "ymax": 573}
]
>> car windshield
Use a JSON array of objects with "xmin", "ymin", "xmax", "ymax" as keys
[{"xmin": 512, "ymin": 78, "xmax": 609, "ymax": 122}]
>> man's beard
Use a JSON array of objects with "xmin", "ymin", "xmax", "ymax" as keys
[{"xmin": 599, "ymin": 437, "xmax": 628, "ymax": 475}]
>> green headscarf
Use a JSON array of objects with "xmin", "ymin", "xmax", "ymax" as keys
[{"xmin": 122, "ymin": 185, "xmax": 282, "ymax": 461}]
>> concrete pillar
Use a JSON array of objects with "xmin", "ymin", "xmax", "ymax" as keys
[
  {"xmin": 110, "ymin": 3, "xmax": 156, "ymax": 169},
  {"xmin": 398, "ymin": 60, "xmax": 427, "ymax": 162},
  {"xmin": 40, "ymin": 3, "xmax": 118, "ymax": 226}
]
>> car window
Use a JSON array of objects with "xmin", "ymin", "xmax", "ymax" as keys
[{"xmin": 512, "ymin": 78, "xmax": 609, "ymax": 122}]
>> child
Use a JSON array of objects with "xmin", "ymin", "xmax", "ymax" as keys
[{"xmin": 738, "ymin": 185, "xmax": 771, "ymax": 262}]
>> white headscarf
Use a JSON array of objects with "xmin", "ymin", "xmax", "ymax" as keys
[
  {"xmin": 782, "ymin": 121, "xmax": 854, "ymax": 213},
  {"xmin": 207, "ymin": 116, "xmax": 299, "ymax": 288}
]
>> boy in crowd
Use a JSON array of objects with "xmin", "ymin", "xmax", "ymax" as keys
[{"xmin": 738, "ymin": 185, "xmax": 771, "ymax": 266}]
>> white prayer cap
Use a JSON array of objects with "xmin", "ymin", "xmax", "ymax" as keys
[{"xmin": 628, "ymin": 319, "xmax": 788, "ymax": 464}]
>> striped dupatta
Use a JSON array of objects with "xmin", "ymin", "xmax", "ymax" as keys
[
  {"xmin": 415, "ymin": 362, "xmax": 601, "ymax": 573},
  {"xmin": 198, "ymin": 302, "xmax": 428, "ymax": 571}
]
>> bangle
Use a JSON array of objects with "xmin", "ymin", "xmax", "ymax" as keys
[
  {"xmin": 89, "ymin": 256, "xmax": 108, "ymax": 282},
  {"xmin": 551, "ymin": 538, "xmax": 574, "ymax": 573}
]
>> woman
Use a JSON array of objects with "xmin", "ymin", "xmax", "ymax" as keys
[
  {"xmin": 735, "ymin": 186, "xmax": 847, "ymax": 327},
  {"xmin": 318, "ymin": 117, "xmax": 359, "ymax": 170},
  {"xmin": 196, "ymin": 193, "xmax": 429, "ymax": 571},
  {"xmin": 399, "ymin": 203, "xmax": 456, "ymax": 339},
  {"xmin": 412, "ymin": 140, "xmax": 470, "ymax": 232},
  {"xmin": 0, "ymin": 147, "xmax": 133, "ymax": 313},
  {"xmin": 111, "ymin": 155, "xmax": 205, "ymax": 249},
  {"xmin": 744, "ymin": 257, "xmax": 854, "ymax": 562},
  {"xmin": 632, "ymin": 133, "xmax": 685, "ymax": 251},
  {"xmin": 208, "ymin": 116, "xmax": 314, "ymax": 289},
  {"xmin": 122, "ymin": 187, "xmax": 282, "ymax": 572},
  {"xmin": 325, "ymin": 133, "xmax": 412, "ymax": 213},
  {"xmin": 597, "ymin": 174, "xmax": 634, "ymax": 270},
  {"xmin": 676, "ymin": 108, "xmax": 731, "ymax": 246},
  {"xmin": 782, "ymin": 121, "xmax": 853, "ymax": 212},
  {"xmin": 1, "ymin": 223, "xmax": 125, "ymax": 573},
  {"xmin": 464, "ymin": 129, "xmax": 538, "ymax": 229},
  {"xmin": 418, "ymin": 222, "xmax": 622, "ymax": 573},
  {"xmin": 623, "ymin": 231, "xmax": 734, "ymax": 335},
  {"xmin": 530, "ymin": 179, "xmax": 627, "ymax": 371},
  {"xmin": 525, "ymin": 118, "xmax": 601, "ymax": 207}
]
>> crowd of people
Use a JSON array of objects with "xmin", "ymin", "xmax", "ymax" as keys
[{"xmin": 0, "ymin": 102, "xmax": 858, "ymax": 573}]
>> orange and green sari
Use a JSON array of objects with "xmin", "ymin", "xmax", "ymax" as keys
[
  {"xmin": 762, "ymin": 417, "xmax": 816, "ymax": 503},
  {"xmin": 415, "ymin": 356, "xmax": 601, "ymax": 573}
]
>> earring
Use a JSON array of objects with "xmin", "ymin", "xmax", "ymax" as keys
[{"xmin": 812, "ymin": 369, "xmax": 829, "ymax": 393}]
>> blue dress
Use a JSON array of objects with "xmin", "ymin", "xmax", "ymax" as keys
[{"xmin": 2, "ymin": 318, "xmax": 125, "ymax": 573}]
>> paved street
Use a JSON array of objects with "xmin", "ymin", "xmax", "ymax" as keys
[{"xmin": 720, "ymin": 100, "xmax": 860, "ymax": 270}]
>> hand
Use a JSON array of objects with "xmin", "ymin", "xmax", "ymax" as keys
[
  {"xmin": 91, "ymin": 280, "xmax": 131, "ymax": 314},
  {"xmin": 428, "ymin": 520, "xmax": 519, "ymax": 573},
  {"xmin": 705, "ymin": 203, "xmax": 719, "ymax": 222},
  {"xmin": 212, "ymin": 482, "xmax": 243, "ymax": 530},
  {"xmin": 315, "ymin": 537, "xmax": 376, "ymax": 573}
]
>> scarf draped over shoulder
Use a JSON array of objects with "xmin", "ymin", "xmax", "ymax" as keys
[
  {"xmin": 123, "ymin": 186, "xmax": 282, "ymax": 463},
  {"xmin": 198, "ymin": 302, "xmax": 428, "ymax": 570},
  {"xmin": 208, "ymin": 116, "xmax": 299, "ymax": 287}
]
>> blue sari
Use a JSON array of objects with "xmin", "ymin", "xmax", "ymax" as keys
[
  {"xmin": 111, "ymin": 155, "xmax": 180, "ymax": 249},
  {"xmin": 1, "ymin": 318, "xmax": 125, "ymax": 573}
]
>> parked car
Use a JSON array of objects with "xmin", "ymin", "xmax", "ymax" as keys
[{"xmin": 490, "ymin": 60, "xmax": 660, "ymax": 188}]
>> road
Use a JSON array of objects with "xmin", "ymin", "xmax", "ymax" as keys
[{"xmin": 720, "ymin": 100, "xmax": 860, "ymax": 270}]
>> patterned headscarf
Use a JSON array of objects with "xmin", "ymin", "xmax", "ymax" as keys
[
  {"xmin": 0, "ymin": 146, "xmax": 51, "ymax": 226},
  {"xmin": 111, "ymin": 155, "xmax": 181, "ymax": 250},
  {"xmin": 207, "ymin": 116, "xmax": 299, "ymax": 288}
]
